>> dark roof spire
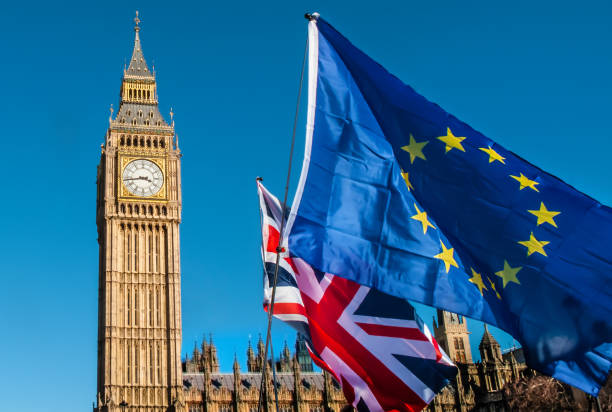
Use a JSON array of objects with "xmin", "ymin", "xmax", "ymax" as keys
[
  {"xmin": 480, "ymin": 324, "xmax": 499, "ymax": 347},
  {"xmin": 125, "ymin": 11, "xmax": 154, "ymax": 78},
  {"xmin": 233, "ymin": 354, "xmax": 240, "ymax": 373}
]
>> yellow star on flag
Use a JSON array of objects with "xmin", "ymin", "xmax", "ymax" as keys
[
  {"xmin": 401, "ymin": 170, "xmax": 414, "ymax": 191},
  {"xmin": 468, "ymin": 268, "xmax": 488, "ymax": 295},
  {"xmin": 518, "ymin": 232, "xmax": 550, "ymax": 257},
  {"xmin": 528, "ymin": 202, "xmax": 560, "ymax": 228},
  {"xmin": 437, "ymin": 127, "xmax": 466, "ymax": 153},
  {"xmin": 479, "ymin": 146, "xmax": 505, "ymax": 164},
  {"xmin": 434, "ymin": 240, "xmax": 458, "ymax": 273},
  {"xmin": 411, "ymin": 203, "xmax": 436, "ymax": 234},
  {"xmin": 510, "ymin": 173, "xmax": 539, "ymax": 192},
  {"xmin": 487, "ymin": 278, "xmax": 502, "ymax": 300},
  {"xmin": 495, "ymin": 260, "xmax": 522, "ymax": 288},
  {"xmin": 401, "ymin": 134, "xmax": 428, "ymax": 163}
]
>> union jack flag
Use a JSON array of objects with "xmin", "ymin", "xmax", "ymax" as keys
[{"xmin": 257, "ymin": 182, "xmax": 456, "ymax": 412}]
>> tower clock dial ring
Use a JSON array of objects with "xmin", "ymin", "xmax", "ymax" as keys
[{"xmin": 122, "ymin": 159, "xmax": 164, "ymax": 197}]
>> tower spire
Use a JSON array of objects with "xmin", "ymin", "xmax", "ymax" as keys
[
  {"xmin": 125, "ymin": 11, "xmax": 153, "ymax": 78},
  {"xmin": 114, "ymin": 13, "xmax": 170, "ymax": 127}
]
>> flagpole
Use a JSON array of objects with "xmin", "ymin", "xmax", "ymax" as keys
[
  {"xmin": 270, "ymin": 339, "xmax": 280, "ymax": 409},
  {"xmin": 595, "ymin": 394, "xmax": 602, "ymax": 412},
  {"xmin": 256, "ymin": 176, "xmax": 280, "ymax": 412},
  {"xmin": 257, "ymin": 23, "xmax": 309, "ymax": 412}
]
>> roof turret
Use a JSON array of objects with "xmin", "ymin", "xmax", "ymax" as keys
[
  {"xmin": 257, "ymin": 334, "xmax": 265, "ymax": 355},
  {"xmin": 479, "ymin": 324, "xmax": 499, "ymax": 347},
  {"xmin": 479, "ymin": 324, "xmax": 502, "ymax": 362}
]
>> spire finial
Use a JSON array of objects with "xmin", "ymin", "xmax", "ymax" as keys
[{"xmin": 134, "ymin": 11, "xmax": 141, "ymax": 32}]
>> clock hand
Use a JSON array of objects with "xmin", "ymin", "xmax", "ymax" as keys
[{"xmin": 124, "ymin": 176, "xmax": 152, "ymax": 182}]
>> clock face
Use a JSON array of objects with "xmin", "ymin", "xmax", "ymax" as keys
[{"xmin": 122, "ymin": 159, "xmax": 164, "ymax": 197}]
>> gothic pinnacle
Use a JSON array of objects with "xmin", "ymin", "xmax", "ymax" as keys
[{"xmin": 233, "ymin": 354, "xmax": 240, "ymax": 372}]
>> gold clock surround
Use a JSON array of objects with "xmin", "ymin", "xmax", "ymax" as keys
[{"xmin": 118, "ymin": 154, "xmax": 168, "ymax": 202}]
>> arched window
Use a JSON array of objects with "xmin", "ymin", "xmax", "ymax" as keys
[
  {"xmin": 126, "ymin": 226, "xmax": 131, "ymax": 271},
  {"xmin": 156, "ymin": 287, "xmax": 160, "ymax": 326},
  {"xmin": 120, "ymin": 136, "xmax": 125, "ymax": 146},
  {"xmin": 148, "ymin": 232, "xmax": 153, "ymax": 270},
  {"xmin": 148, "ymin": 206, "xmax": 153, "ymax": 215},
  {"xmin": 150, "ymin": 343, "xmax": 154, "ymax": 382},
  {"xmin": 132, "ymin": 118, "xmax": 137, "ymax": 125},
  {"xmin": 127, "ymin": 287, "xmax": 131, "ymax": 326},
  {"xmin": 153, "ymin": 139, "xmax": 158, "ymax": 148},
  {"xmin": 157, "ymin": 344, "xmax": 161, "ymax": 382},
  {"xmin": 135, "ymin": 289, "xmax": 139, "ymax": 327},
  {"xmin": 120, "ymin": 204, "xmax": 126, "ymax": 214},
  {"xmin": 155, "ymin": 226, "xmax": 160, "ymax": 273},
  {"xmin": 126, "ymin": 137, "xmax": 131, "ymax": 146},
  {"xmin": 140, "ymin": 137, "xmax": 145, "ymax": 146},
  {"xmin": 149, "ymin": 289, "xmax": 153, "ymax": 327},
  {"xmin": 160, "ymin": 139, "xmax": 165, "ymax": 148},
  {"xmin": 135, "ymin": 344, "xmax": 139, "ymax": 384},
  {"xmin": 139, "ymin": 110, "xmax": 143, "ymax": 118},
  {"xmin": 134, "ymin": 205, "xmax": 139, "ymax": 214},
  {"xmin": 149, "ymin": 111, "xmax": 154, "ymax": 118},
  {"xmin": 147, "ymin": 138, "xmax": 151, "ymax": 147},
  {"xmin": 162, "ymin": 206, "xmax": 167, "ymax": 216},
  {"xmin": 127, "ymin": 341, "xmax": 131, "ymax": 383},
  {"xmin": 145, "ymin": 119, "xmax": 150, "ymax": 126},
  {"xmin": 133, "ymin": 228, "xmax": 138, "ymax": 272}
]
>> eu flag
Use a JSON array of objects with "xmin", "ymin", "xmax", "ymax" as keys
[{"xmin": 287, "ymin": 15, "xmax": 612, "ymax": 395}]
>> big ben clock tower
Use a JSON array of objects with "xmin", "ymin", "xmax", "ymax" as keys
[{"xmin": 95, "ymin": 13, "xmax": 185, "ymax": 412}]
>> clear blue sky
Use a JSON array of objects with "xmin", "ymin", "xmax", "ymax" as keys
[{"xmin": 0, "ymin": 1, "xmax": 610, "ymax": 411}]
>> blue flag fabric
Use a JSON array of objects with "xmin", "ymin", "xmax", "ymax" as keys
[{"xmin": 287, "ymin": 16, "xmax": 612, "ymax": 395}]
